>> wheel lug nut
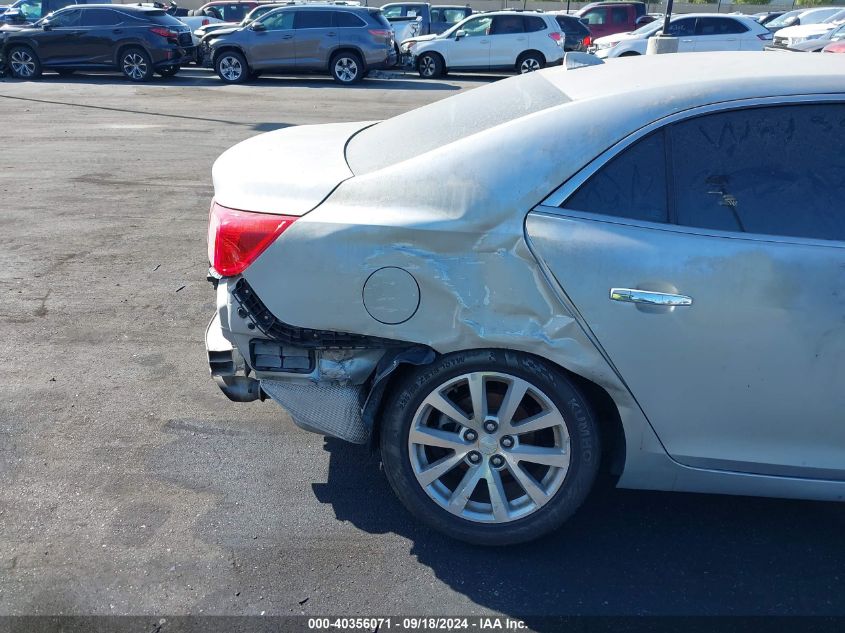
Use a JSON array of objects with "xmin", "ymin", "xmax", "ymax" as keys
[
  {"xmin": 467, "ymin": 451, "xmax": 482, "ymax": 465},
  {"xmin": 490, "ymin": 455, "xmax": 504, "ymax": 468},
  {"xmin": 464, "ymin": 430, "xmax": 477, "ymax": 442},
  {"xmin": 501, "ymin": 436, "xmax": 514, "ymax": 449},
  {"xmin": 483, "ymin": 420, "xmax": 498, "ymax": 433}
]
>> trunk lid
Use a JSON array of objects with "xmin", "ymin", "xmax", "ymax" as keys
[{"xmin": 212, "ymin": 121, "xmax": 373, "ymax": 216}]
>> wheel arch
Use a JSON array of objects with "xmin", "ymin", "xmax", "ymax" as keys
[
  {"xmin": 212, "ymin": 44, "xmax": 250, "ymax": 67},
  {"xmin": 367, "ymin": 346, "xmax": 626, "ymax": 482},
  {"xmin": 517, "ymin": 49, "xmax": 546, "ymax": 64},
  {"xmin": 327, "ymin": 45, "xmax": 367, "ymax": 71},
  {"xmin": 114, "ymin": 42, "xmax": 153, "ymax": 67}
]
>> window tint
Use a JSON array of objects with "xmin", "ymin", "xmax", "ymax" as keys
[
  {"xmin": 221, "ymin": 4, "xmax": 249, "ymax": 21},
  {"xmin": 611, "ymin": 7, "xmax": 628, "ymax": 24},
  {"xmin": 260, "ymin": 9, "xmax": 293, "ymax": 30},
  {"xmin": 50, "ymin": 7, "xmax": 81, "ymax": 26},
  {"xmin": 665, "ymin": 17, "xmax": 695, "ymax": 36},
  {"xmin": 459, "ymin": 15, "xmax": 492, "ymax": 36},
  {"xmin": 431, "ymin": 7, "xmax": 468, "ymax": 24},
  {"xmin": 672, "ymin": 104, "xmax": 845, "ymax": 241},
  {"xmin": 491, "ymin": 15, "xmax": 524, "ymax": 35},
  {"xmin": 294, "ymin": 9, "xmax": 332, "ymax": 28},
  {"xmin": 581, "ymin": 8, "xmax": 606, "ymax": 25},
  {"xmin": 523, "ymin": 15, "xmax": 546, "ymax": 32},
  {"xmin": 564, "ymin": 132, "xmax": 668, "ymax": 223},
  {"xmin": 18, "ymin": 0, "xmax": 41, "ymax": 21},
  {"xmin": 334, "ymin": 11, "xmax": 364, "ymax": 27},
  {"xmin": 81, "ymin": 8, "xmax": 120, "ymax": 25},
  {"xmin": 696, "ymin": 17, "xmax": 748, "ymax": 35}
]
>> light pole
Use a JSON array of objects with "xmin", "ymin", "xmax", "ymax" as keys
[{"xmin": 662, "ymin": 0, "xmax": 673, "ymax": 34}]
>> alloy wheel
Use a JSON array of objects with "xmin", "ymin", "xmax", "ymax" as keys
[
  {"xmin": 520, "ymin": 57, "xmax": 541, "ymax": 73},
  {"xmin": 219, "ymin": 55, "xmax": 242, "ymax": 81},
  {"xmin": 334, "ymin": 57, "xmax": 358, "ymax": 83},
  {"xmin": 122, "ymin": 53, "xmax": 148, "ymax": 81},
  {"xmin": 407, "ymin": 371, "xmax": 571, "ymax": 524},
  {"xmin": 420, "ymin": 55, "xmax": 436, "ymax": 77},
  {"xmin": 10, "ymin": 50, "xmax": 35, "ymax": 78}
]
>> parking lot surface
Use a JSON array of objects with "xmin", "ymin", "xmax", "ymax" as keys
[{"xmin": 0, "ymin": 69, "xmax": 843, "ymax": 621}]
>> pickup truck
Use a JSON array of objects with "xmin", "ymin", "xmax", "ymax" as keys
[
  {"xmin": 575, "ymin": 1, "xmax": 650, "ymax": 40},
  {"xmin": 381, "ymin": 2, "xmax": 471, "ymax": 45}
]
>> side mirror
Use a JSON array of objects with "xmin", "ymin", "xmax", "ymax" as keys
[
  {"xmin": 250, "ymin": 21, "xmax": 266, "ymax": 31},
  {"xmin": 42, "ymin": 20, "xmax": 52, "ymax": 30},
  {"xmin": 455, "ymin": 28, "xmax": 466, "ymax": 39}
]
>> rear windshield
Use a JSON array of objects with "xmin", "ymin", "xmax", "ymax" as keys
[
  {"xmin": 139, "ymin": 9, "xmax": 187, "ymax": 24},
  {"xmin": 369, "ymin": 8, "xmax": 390, "ymax": 28},
  {"xmin": 345, "ymin": 72, "xmax": 569, "ymax": 174}
]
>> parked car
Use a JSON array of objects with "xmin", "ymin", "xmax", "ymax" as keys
[
  {"xmin": 401, "ymin": 11, "xmax": 564, "ymax": 78},
  {"xmin": 190, "ymin": 0, "xmax": 260, "ymax": 22},
  {"xmin": 381, "ymin": 2, "xmax": 470, "ymax": 46},
  {"xmin": 549, "ymin": 12, "xmax": 591, "ymax": 51},
  {"xmin": 193, "ymin": 0, "xmax": 282, "ymax": 39},
  {"xmin": 593, "ymin": 13, "xmax": 771, "ymax": 57},
  {"xmin": 752, "ymin": 10, "xmax": 784, "ymax": 26},
  {"xmin": 575, "ymin": 1, "xmax": 647, "ymax": 40},
  {"xmin": 1, "ymin": 0, "xmax": 108, "ymax": 24},
  {"xmin": 771, "ymin": 8, "xmax": 845, "ymax": 49},
  {"xmin": 766, "ymin": 7, "xmax": 841, "ymax": 33},
  {"xmin": 823, "ymin": 38, "xmax": 845, "ymax": 52},
  {"xmin": 773, "ymin": 21, "xmax": 845, "ymax": 51},
  {"xmin": 203, "ymin": 5, "xmax": 395, "ymax": 84},
  {"xmin": 0, "ymin": 4, "xmax": 193, "ymax": 80},
  {"xmin": 205, "ymin": 51, "xmax": 845, "ymax": 545}
]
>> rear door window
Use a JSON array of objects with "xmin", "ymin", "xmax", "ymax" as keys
[
  {"xmin": 491, "ymin": 15, "xmax": 525, "ymax": 35},
  {"xmin": 294, "ymin": 10, "xmax": 333, "ymax": 28},
  {"xmin": 695, "ymin": 16, "xmax": 748, "ymax": 34},
  {"xmin": 564, "ymin": 131, "xmax": 669, "ymax": 223},
  {"xmin": 334, "ymin": 11, "xmax": 365, "ymax": 27},
  {"xmin": 523, "ymin": 15, "xmax": 546, "ymax": 32},
  {"xmin": 81, "ymin": 7, "xmax": 121, "ymax": 25},
  {"xmin": 671, "ymin": 104, "xmax": 845, "ymax": 241}
]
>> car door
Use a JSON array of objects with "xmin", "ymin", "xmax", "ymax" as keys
[
  {"xmin": 664, "ymin": 16, "xmax": 696, "ymax": 51},
  {"xmin": 447, "ymin": 14, "xmax": 491, "ymax": 69},
  {"xmin": 36, "ymin": 6, "xmax": 84, "ymax": 64},
  {"xmin": 488, "ymin": 14, "xmax": 525, "ymax": 68},
  {"xmin": 248, "ymin": 9, "xmax": 295, "ymax": 70},
  {"xmin": 77, "ymin": 7, "xmax": 122, "ymax": 64},
  {"xmin": 292, "ymin": 9, "xmax": 334, "ymax": 69},
  {"xmin": 526, "ymin": 100, "xmax": 845, "ymax": 481},
  {"xmin": 693, "ymin": 16, "xmax": 746, "ymax": 51}
]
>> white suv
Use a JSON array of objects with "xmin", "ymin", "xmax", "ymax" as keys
[{"xmin": 400, "ymin": 11, "xmax": 564, "ymax": 77}]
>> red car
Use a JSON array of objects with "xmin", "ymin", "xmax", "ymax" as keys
[
  {"xmin": 576, "ymin": 1, "xmax": 649, "ymax": 40},
  {"xmin": 823, "ymin": 40, "xmax": 845, "ymax": 52}
]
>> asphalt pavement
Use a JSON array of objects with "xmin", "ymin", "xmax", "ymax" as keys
[{"xmin": 0, "ymin": 67, "xmax": 843, "ymax": 624}]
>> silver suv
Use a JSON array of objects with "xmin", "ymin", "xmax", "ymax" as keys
[{"xmin": 203, "ymin": 5, "xmax": 396, "ymax": 84}]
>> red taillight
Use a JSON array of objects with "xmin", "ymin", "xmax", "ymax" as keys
[
  {"xmin": 583, "ymin": 35, "xmax": 593, "ymax": 46},
  {"xmin": 549, "ymin": 31, "xmax": 562, "ymax": 42},
  {"xmin": 202, "ymin": 18, "xmax": 209, "ymax": 25},
  {"xmin": 150, "ymin": 26, "xmax": 178, "ymax": 39},
  {"xmin": 368, "ymin": 28, "xmax": 391, "ymax": 38},
  {"xmin": 207, "ymin": 201, "xmax": 297, "ymax": 277}
]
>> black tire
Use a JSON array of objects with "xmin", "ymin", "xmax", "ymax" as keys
[
  {"xmin": 214, "ymin": 50, "xmax": 248, "ymax": 84},
  {"xmin": 56, "ymin": 69, "xmax": 75, "ymax": 77},
  {"xmin": 157, "ymin": 65, "xmax": 179, "ymax": 78},
  {"xmin": 619, "ymin": 51, "xmax": 640, "ymax": 57},
  {"xmin": 120, "ymin": 47, "xmax": 154, "ymax": 82},
  {"xmin": 516, "ymin": 51, "xmax": 545, "ymax": 74},
  {"xmin": 379, "ymin": 349, "xmax": 601, "ymax": 546},
  {"xmin": 417, "ymin": 51, "xmax": 443, "ymax": 78},
  {"xmin": 8, "ymin": 46, "xmax": 41, "ymax": 80},
  {"xmin": 330, "ymin": 51, "xmax": 363, "ymax": 84}
]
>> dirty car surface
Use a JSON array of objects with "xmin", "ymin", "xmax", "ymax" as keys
[{"xmin": 205, "ymin": 52, "xmax": 845, "ymax": 546}]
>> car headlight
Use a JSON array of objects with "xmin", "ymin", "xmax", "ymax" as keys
[
  {"xmin": 400, "ymin": 41, "xmax": 415, "ymax": 52},
  {"xmin": 596, "ymin": 41, "xmax": 615, "ymax": 50}
]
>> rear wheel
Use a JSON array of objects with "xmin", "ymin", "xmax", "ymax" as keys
[
  {"xmin": 516, "ymin": 51, "xmax": 544, "ymax": 74},
  {"xmin": 417, "ymin": 52, "xmax": 443, "ymax": 78},
  {"xmin": 379, "ymin": 349, "xmax": 601, "ymax": 546},
  {"xmin": 330, "ymin": 51, "xmax": 363, "ymax": 84},
  {"xmin": 8, "ymin": 46, "xmax": 41, "ymax": 79},
  {"xmin": 215, "ymin": 50, "xmax": 248, "ymax": 83},
  {"xmin": 120, "ymin": 47, "xmax": 154, "ymax": 82}
]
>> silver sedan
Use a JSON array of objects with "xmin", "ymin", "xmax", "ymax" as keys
[{"xmin": 205, "ymin": 52, "xmax": 845, "ymax": 545}]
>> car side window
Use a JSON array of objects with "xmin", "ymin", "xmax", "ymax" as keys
[
  {"xmin": 671, "ymin": 104, "xmax": 845, "ymax": 241},
  {"xmin": 665, "ymin": 18, "xmax": 695, "ymax": 36},
  {"xmin": 459, "ymin": 16, "xmax": 492, "ymax": 36},
  {"xmin": 50, "ymin": 7, "xmax": 81, "ymax": 26},
  {"xmin": 581, "ymin": 9, "xmax": 606, "ymax": 25},
  {"xmin": 523, "ymin": 16, "xmax": 546, "ymax": 32},
  {"xmin": 696, "ymin": 17, "xmax": 748, "ymax": 35},
  {"xmin": 564, "ymin": 131, "xmax": 669, "ymax": 223},
  {"xmin": 81, "ymin": 8, "xmax": 121, "ymax": 26},
  {"xmin": 611, "ymin": 7, "xmax": 628, "ymax": 24},
  {"xmin": 491, "ymin": 15, "xmax": 524, "ymax": 35},
  {"xmin": 294, "ymin": 10, "xmax": 333, "ymax": 28},
  {"xmin": 381, "ymin": 5, "xmax": 403, "ymax": 18},
  {"xmin": 222, "ymin": 4, "xmax": 248, "ymax": 21},
  {"xmin": 334, "ymin": 11, "xmax": 365, "ymax": 27},
  {"xmin": 260, "ymin": 10, "xmax": 293, "ymax": 30}
]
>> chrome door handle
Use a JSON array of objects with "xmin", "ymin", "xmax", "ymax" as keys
[{"xmin": 610, "ymin": 288, "xmax": 693, "ymax": 307}]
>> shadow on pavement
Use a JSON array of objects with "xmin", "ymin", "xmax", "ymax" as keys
[{"xmin": 313, "ymin": 437, "xmax": 845, "ymax": 621}]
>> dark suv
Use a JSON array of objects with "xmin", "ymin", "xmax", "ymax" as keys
[
  {"xmin": 203, "ymin": 5, "xmax": 396, "ymax": 84},
  {"xmin": 1, "ymin": 4, "xmax": 194, "ymax": 80}
]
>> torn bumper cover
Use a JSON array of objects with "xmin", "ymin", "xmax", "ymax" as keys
[{"xmin": 206, "ymin": 277, "xmax": 434, "ymax": 444}]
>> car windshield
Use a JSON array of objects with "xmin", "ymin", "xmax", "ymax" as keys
[
  {"xmin": 346, "ymin": 71, "xmax": 569, "ymax": 175},
  {"xmin": 823, "ymin": 9, "xmax": 845, "ymax": 23},
  {"xmin": 831, "ymin": 23, "xmax": 845, "ymax": 38},
  {"xmin": 766, "ymin": 10, "xmax": 799, "ymax": 28},
  {"xmin": 631, "ymin": 19, "xmax": 662, "ymax": 36}
]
